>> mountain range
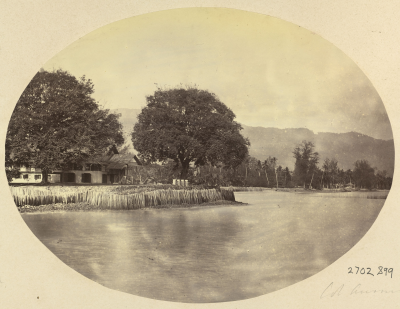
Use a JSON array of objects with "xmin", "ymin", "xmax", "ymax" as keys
[{"xmin": 111, "ymin": 108, "xmax": 395, "ymax": 176}]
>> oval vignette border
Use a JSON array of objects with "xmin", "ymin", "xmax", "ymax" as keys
[{"xmin": 2, "ymin": 2, "xmax": 398, "ymax": 307}]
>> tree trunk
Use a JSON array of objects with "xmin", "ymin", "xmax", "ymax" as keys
[
  {"xmin": 321, "ymin": 172, "xmax": 324, "ymax": 188},
  {"xmin": 40, "ymin": 169, "xmax": 49, "ymax": 184},
  {"xmin": 180, "ymin": 161, "xmax": 190, "ymax": 179},
  {"xmin": 309, "ymin": 172, "xmax": 314, "ymax": 189}
]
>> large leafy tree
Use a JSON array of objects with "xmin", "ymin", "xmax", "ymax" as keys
[
  {"xmin": 352, "ymin": 159, "xmax": 376, "ymax": 190},
  {"xmin": 292, "ymin": 140, "xmax": 319, "ymax": 188},
  {"xmin": 6, "ymin": 69, "xmax": 124, "ymax": 183},
  {"xmin": 131, "ymin": 87, "xmax": 250, "ymax": 178}
]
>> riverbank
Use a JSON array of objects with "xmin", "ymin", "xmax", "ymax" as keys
[
  {"xmin": 11, "ymin": 185, "xmax": 235, "ymax": 209},
  {"xmin": 18, "ymin": 200, "xmax": 247, "ymax": 213},
  {"xmin": 12, "ymin": 185, "xmax": 389, "ymax": 212}
]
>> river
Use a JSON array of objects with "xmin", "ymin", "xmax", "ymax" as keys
[{"xmin": 21, "ymin": 191, "xmax": 385, "ymax": 303}]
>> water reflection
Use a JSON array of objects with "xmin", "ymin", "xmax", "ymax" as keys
[{"xmin": 22, "ymin": 191, "xmax": 384, "ymax": 302}]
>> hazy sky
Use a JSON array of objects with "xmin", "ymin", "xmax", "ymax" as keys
[{"xmin": 43, "ymin": 8, "xmax": 393, "ymax": 140}]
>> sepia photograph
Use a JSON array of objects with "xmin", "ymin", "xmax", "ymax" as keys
[{"xmin": 1, "ymin": 2, "xmax": 399, "ymax": 308}]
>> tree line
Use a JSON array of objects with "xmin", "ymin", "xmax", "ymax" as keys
[
  {"xmin": 5, "ymin": 69, "xmax": 392, "ymax": 191},
  {"xmin": 172, "ymin": 140, "xmax": 392, "ymax": 190},
  {"xmin": 290, "ymin": 140, "xmax": 392, "ymax": 190}
]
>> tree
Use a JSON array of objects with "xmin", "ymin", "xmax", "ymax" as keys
[
  {"xmin": 5, "ymin": 165, "xmax": 20, "ymax": 183},
  {"xmin": 376, "ymin": 170, "xmax": 392, "ymax": 190},
  {"xmin": 345, "ymin": 169, "xmax": 353, "ymax": 185},
  {"xmin": 321, "ymin": 158, "xmax": 339, "ymax": 188},
  {"xmin": 292, "ymin": 140, "xmax": 319, "ymax": 188},
  {"xmin": 337, "ymin": 168, "xmax": 346, "ymax": 188},
  {"xmin": 131, "ymin": 87, "xmax": 250, "ymax": 178},
  {"xmin": 262, "ymin": 156, "xmax": 277, "ymax": 187},
  {"xmin": 6, "ymin": 69, "xmax": 124, "ymax": 183},
  {"xmin": 352, "ymin": 160, "xmax": 375, "ymax": 190},
  {"xmin": 256, "ymin": 160, "xmax": 263, "ymax": 177},
  {"xmin": 284, "ymin": 167, "xmax": 292, "ymax": 187},
  {"xmin": 247, "ymin": 156, "xmax": 260, "ymax": 177}
]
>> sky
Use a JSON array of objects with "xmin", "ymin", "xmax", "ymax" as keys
[{"xmin": 43, "ymin": 8, "xmax": 393, "ymax": 140}]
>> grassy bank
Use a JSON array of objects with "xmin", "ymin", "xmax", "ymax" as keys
[{"xmin": 11, "ymin": 185, "xmax": 235, "ymax": 209}]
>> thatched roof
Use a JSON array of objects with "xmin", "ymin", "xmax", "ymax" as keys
[{"xmin": 106, "ymin": 154, "xmax": 142, "ymax": 169}]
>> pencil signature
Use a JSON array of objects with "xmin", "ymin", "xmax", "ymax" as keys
[{"xmin": 321, "ymin": 282, "xmax": 400, "ymax": 299}]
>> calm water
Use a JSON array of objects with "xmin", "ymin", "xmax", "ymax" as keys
[{"xmin": 21, "ymin": 191, "xmax": 385, "ymax": 303}]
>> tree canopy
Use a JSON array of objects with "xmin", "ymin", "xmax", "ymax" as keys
[
  {"xmin": 131, "ymin": 87, "xmax": 249, "ymax": 178},
  {"xmin": 6, "ymin": 69, "xmax": 124, "ymax": 182},
  {"xmin": 352, "ymin": 159, "xmax": 376, "ymax": 190},
  {"xmin": 292, "ymin": 140, "xmax": 319, "ymax": 188}
]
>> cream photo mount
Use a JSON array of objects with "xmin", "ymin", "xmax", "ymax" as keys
[{"xmin": 0, "ymin": 2, "xmax": 399, "ymax": 309}]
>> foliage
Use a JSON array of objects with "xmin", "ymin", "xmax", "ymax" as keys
[
  {"xmin": 286, "ymin": 180, "xmax": 295, "ymax": 188},
  {"xmin": 186, "ymin": 155, "xmax": 292, "ymax": 188},
  {"xmin": 321, "ymin": 158, "xmax": 340, "ymax": 188},
  {"xmin": 292, "ymin": 141, "xmax": 319, "ymax": 188},
  {"xmin": 6, "ymin": 69, "xmax": 124, "ymax": 183},
  {"xmin": 5, "ymin": 166, "xmax": 20, "ymax": 183},
  {"xmin": 309, "ymin": 167, "xmax": 323, "ymax": 190},
  {"xmin": 375, "ymin": 170, "xmax": 392, "ymax": 190},
  {"xmin": 131, "ymin": 87, "xmax": 250, "ymax": 178},
  {"xmin": 352, "ymin": 160, "xmax": 376, "ymax": 190},
  {"xmin": 188, "ymin": 165, "xmax": 246, "ymax": 187},
  {"xmin": 261, "ymin": 156, "xmax": 278, "ymax": 186}
]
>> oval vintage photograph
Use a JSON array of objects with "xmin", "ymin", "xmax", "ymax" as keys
[{"xmin": 5, "ymin": 8, "xmax": 394, "ymax": 303}]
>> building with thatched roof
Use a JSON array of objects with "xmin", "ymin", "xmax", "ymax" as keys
[{"xmin": 10, "ymin": 152, "xmax": 142, "ymax": 184}]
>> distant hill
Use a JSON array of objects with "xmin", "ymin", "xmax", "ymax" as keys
[
  {"xmin": 110, "ymin": 108, "xmax": 395, "ymax": 176},
  {"xmin": 242, "ymin": 125, "xmax": 395, "ymax": 176}
]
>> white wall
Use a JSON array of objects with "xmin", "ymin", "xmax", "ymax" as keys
[
  {"xmin": 63, "ymin": 171, "xmax": 106, "ymax": 184},
  {"xmin": 11, "ymin": 173, "xmax": 42, "ymax": 184},
  {"xmin": 11, "ymin": 173, "xmax": 62, "ymax": 183}
]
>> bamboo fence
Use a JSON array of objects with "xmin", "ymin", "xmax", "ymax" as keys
[{"xmin": 10, "ymin": 186, "xmax": 235, "ymax": 209}]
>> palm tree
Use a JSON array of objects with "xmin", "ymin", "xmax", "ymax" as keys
[{"xmin": 262, "ymin": 160, "xmax": 270, "ymax": 185}]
